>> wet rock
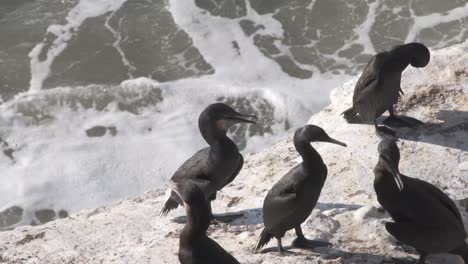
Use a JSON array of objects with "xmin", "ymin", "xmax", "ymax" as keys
[
  {"xmin": 0, "ymin": 136, "xmax": 15, "ymax": 161},
  {"xmin": 217, "ymin": 96, "xmax": 280, "ymax": 150},
  {"xmin": 239, "ymin": 20, "xmax": 265, "ymax": 37},
  {"xmin": 195, "ymin": 0, "xmax": 246, "ymax": 18},
  {"xmin": 0, "ymin": 206, "xmax": 23, "ymax": 229},
  {"xmin": 114, "ymin": 0, "xmax": 213, "ymax": 82},
  {"xmin": 34, "ymin": 209, "xmax": 56, "ymax": 224},
  {"xmin": 58, "ymin": 210, "xmax": 69, "ymax": 219},
  {"xmin": 85, "ymin": 126, "xmax": 117, "ymax": 137},
  {"xmin": 0, "ymin": 0, "xmax": 78, "ymax": 100}
]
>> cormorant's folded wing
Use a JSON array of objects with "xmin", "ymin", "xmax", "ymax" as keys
[
  {"xmin": 220, "ymin": 154, "xmax": 243, "ymax": 189},
  {"xmin": 263, "ymin": 168, "xmax": 304, "ymax": 228},
  {"xmin": 404, "ymin": 176, "xmax": 465, "ymax": 235},
  {"xmin": 171, "ymin": 147, "xmax": 210, "ymax": 183},
  {"xmin": 353, "ymin": 54, "xmax": 385, "ymax": 102},
  {"xmin": 414, "ymin": 178, "xmax": 464, "ymax": 227}
]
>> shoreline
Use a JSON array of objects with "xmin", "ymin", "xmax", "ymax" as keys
[{"xmin": 0, "ymin": 40, "xmax": 467, "ymax": 264}]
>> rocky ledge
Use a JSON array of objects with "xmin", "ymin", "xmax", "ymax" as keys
[{"xmin": 0, "ymin": 41, "xmax": 467, "ymax": 264}]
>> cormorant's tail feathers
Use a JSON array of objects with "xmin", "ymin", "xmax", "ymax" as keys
[
  {"xmin": 159, "ymin": 192, "xmax": 179, "ymax": 216},
  {"xmin": 253, "ymin": 228, "xmax": 273, "ymax": 253},
  {"xmin": 342, "ymin": 107, "xmax": 357, "ymax": 123}
]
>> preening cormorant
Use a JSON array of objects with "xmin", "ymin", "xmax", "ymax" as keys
[
  {"xmin": 161, "ymin": 103, "xmax": 256, "ymax": 222},
  {"xmin": 173, "ymin": 182, "xmax": 241, "ymax": 264},
  {"xmin": 374, "ymin": 139, "xmax": 468, "ymax": 263},
  {"xmin": 254, "ymin": 125, "xmax": 347, "ymax": 253},
  {"xmin": 342, "ymin": 42, "xmax": 430, "ymax": 138}
]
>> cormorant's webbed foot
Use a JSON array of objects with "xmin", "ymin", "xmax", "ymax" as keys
[
  {"xmin": 276, "ymin": 238, "xmax": 289, "ymax": 254},
  {"xmin": 342, "ymin": 108, "xmax": 362, "ymax": 124},
  {"xmin": 383, "ymin": 115, "xmax": 424, "ymax": 128},
  {"xmin": 211, "ymin": 213, "xmax": 244, "ymax": 223},
  {"xmin": 291, "ymin": 236, "xmax": 331, "ymax": 249},
  {"xmin": 292, "ymin": 226, "xmax": 331, "ymax": 249}
]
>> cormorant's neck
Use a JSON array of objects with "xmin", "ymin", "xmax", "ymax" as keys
[
  {"xmin": 181, "ymin": 204, "xmax": 211, "ymax": 243},
  {"xmin": 199, "ymin": 120, "xmax": 238, "ymax": 155},
  {"xmin": 294, "ymin": 140, "xmax": 323, "ymax": 170},
  {"xmin": 387, "ymin": 45, "xmax": 413, "ymax": 72},
  {"xmin": 199, "ymin": 119, "xmax": 230, "ymax": 146},
  {"xmin": 375, "ymin": 158, "xmax": 399, "ymax": 181}
]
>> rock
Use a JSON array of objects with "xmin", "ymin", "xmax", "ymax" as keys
[
  {"xmin": 34, "ymin": 209, "xmax": 56, "ymax": 224},
  {"xmin": 58, "ymin": 210, "xmax": 69, "ymax": 219},
  {"xmin": 0, "ymin": 206, "xmax": 23, "ymax": 230},
  {"xmin": 0, "ymin": 41, "xmax": 466, "ymax": 263},
  {"xmin": 459, "ymin": 162, "xmax": 468, "ymax": 171},
  {"xmin": 353, "ymin": 205, "xmax": 387, "ymax": 223},
  {"xmin": 85, "ymin": 126, "xmax": 118, "ymax": 137}
]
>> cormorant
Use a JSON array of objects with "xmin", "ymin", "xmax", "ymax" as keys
[
  {"xmin": 161, "ymin": 103, "xmax": 256, "ymax": 222},
  {"xmin": 254, "ymin": 125, "xmax": 347, "ymax": 253},
  {"xmin": 342, "ymin": 42, "xmax": 430, "ymax": 138},
  {"xmin": 173, "ymin": 182, "xmax": 241, "ymax": 264},
  {"xmin": 374, "ymin": 139, "xmax": 468, "ymax": 263}
]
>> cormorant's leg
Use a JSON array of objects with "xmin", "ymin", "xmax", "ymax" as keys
[
  {"xmin": 277, "ymin": 238, "xmax": 285, "ymax": 254},
  {"xmin": 291, "ymin": 226, "xmax": 331, "ymax": 249},
  {"xmin": 383, "ymin": 108, "xmax": 423, "ymax": 128},
  {"xmin": 375, "ymin": 120, "xmax": 397, "ymax": 139},
  {"xmin": 208, "ymin": 202, "xmax": 221, "ymax": 225}
]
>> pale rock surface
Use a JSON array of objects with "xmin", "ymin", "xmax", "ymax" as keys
[{"xmin": 0, "ymin": 41, "xmax": 467, "ymax": 264}]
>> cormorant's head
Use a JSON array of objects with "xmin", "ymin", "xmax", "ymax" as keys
[
  {"xmin": 294, "ymin": 124, "xmax": 347, "ymax": 147},
  {"xmin": 377, "ymin": 139, "xmax": 404, "ymax": 191},
  {"xmin": 406, "ymin": 42, "xmax": 430, "ymax": 68},
  {"xmin": 198, "ymin": 103, "xmax": 257, "ymax": 140}
]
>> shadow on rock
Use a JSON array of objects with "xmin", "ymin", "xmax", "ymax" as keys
[
  {"xmin": 396, "ymin": 110, "xmax": 468, "ymax": 151},
  {"xmin": 170, "ymin": 207, "xmax": 264, "ymax": 226},
  {"xmin": 170, "ymin": 202, "xmax": 363, "ymax": 226},
  {"xmin": 257, "ymin": 245, "xmax": 461, "ymax": 264}
]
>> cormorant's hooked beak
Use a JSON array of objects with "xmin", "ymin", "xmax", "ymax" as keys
[
  {"xmin": 224, "ymin": 112, "xmax": 257, "ymax": 124},
  {"xmin": 381, "ymin": 155, "xmax": 404, "ymax": 191},
  {"xmin": 399, "ymin": 88, "xmax": 404, "ymax": 96},
  {"xmin": 327, "ymin": 137, "xmax": 347, "ymax": 147}
]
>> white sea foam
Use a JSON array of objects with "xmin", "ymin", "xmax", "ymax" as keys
[
  {"xmin": 28, "ymin": 0, "xmax": 128, "ymax": 92},
  {"xmin": 406, "ymin": 1, "xmax": 468, "ymax": 46}
]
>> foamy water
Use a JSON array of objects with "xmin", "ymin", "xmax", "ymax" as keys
[{"xmin": 0, "ymin": 0, "xmax": 467, "ymax": 229}]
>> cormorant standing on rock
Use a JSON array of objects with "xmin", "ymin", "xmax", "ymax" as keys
[
  {"xmin": 254, "ymin": 125, "xmax": 347, "ymax": 253},
  {"xmin": 374, "ymin": 139, "xmax": 468, "ymax": 264},
  {"xmin": 174, "ymin": 182, "xmax": 241, "ymax": 264},
  {"xmin": 161, "ymin": 103, "xmax": 256, "ymax": 222},
  {"xmin": 342, "ymin": 42, "xmax": 430, "ymax": 138}
]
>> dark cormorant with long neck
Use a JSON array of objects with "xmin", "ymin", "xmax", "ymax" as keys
[
  {"xmin": 342, "ymin": 42, "xmax": 430, "ymax": 138},
  {"xmin": 173, "ymin": 182, "xmax": 240, "ymax": 264},
  {"xmin": 374, "ymin": 139, "xmax": 468, "ymax": 263},
  {"xmin": 254, "ymin": 125, "xmax": 347, "ymax": 253},
  {"xmin": 161, "ymin": 103, "xmax": 256, "ymax": 222}
]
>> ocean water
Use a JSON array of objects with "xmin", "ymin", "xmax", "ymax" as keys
[{"xmin": 0, "ymin": 0, "xmax": 467, "ymax": 229}]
